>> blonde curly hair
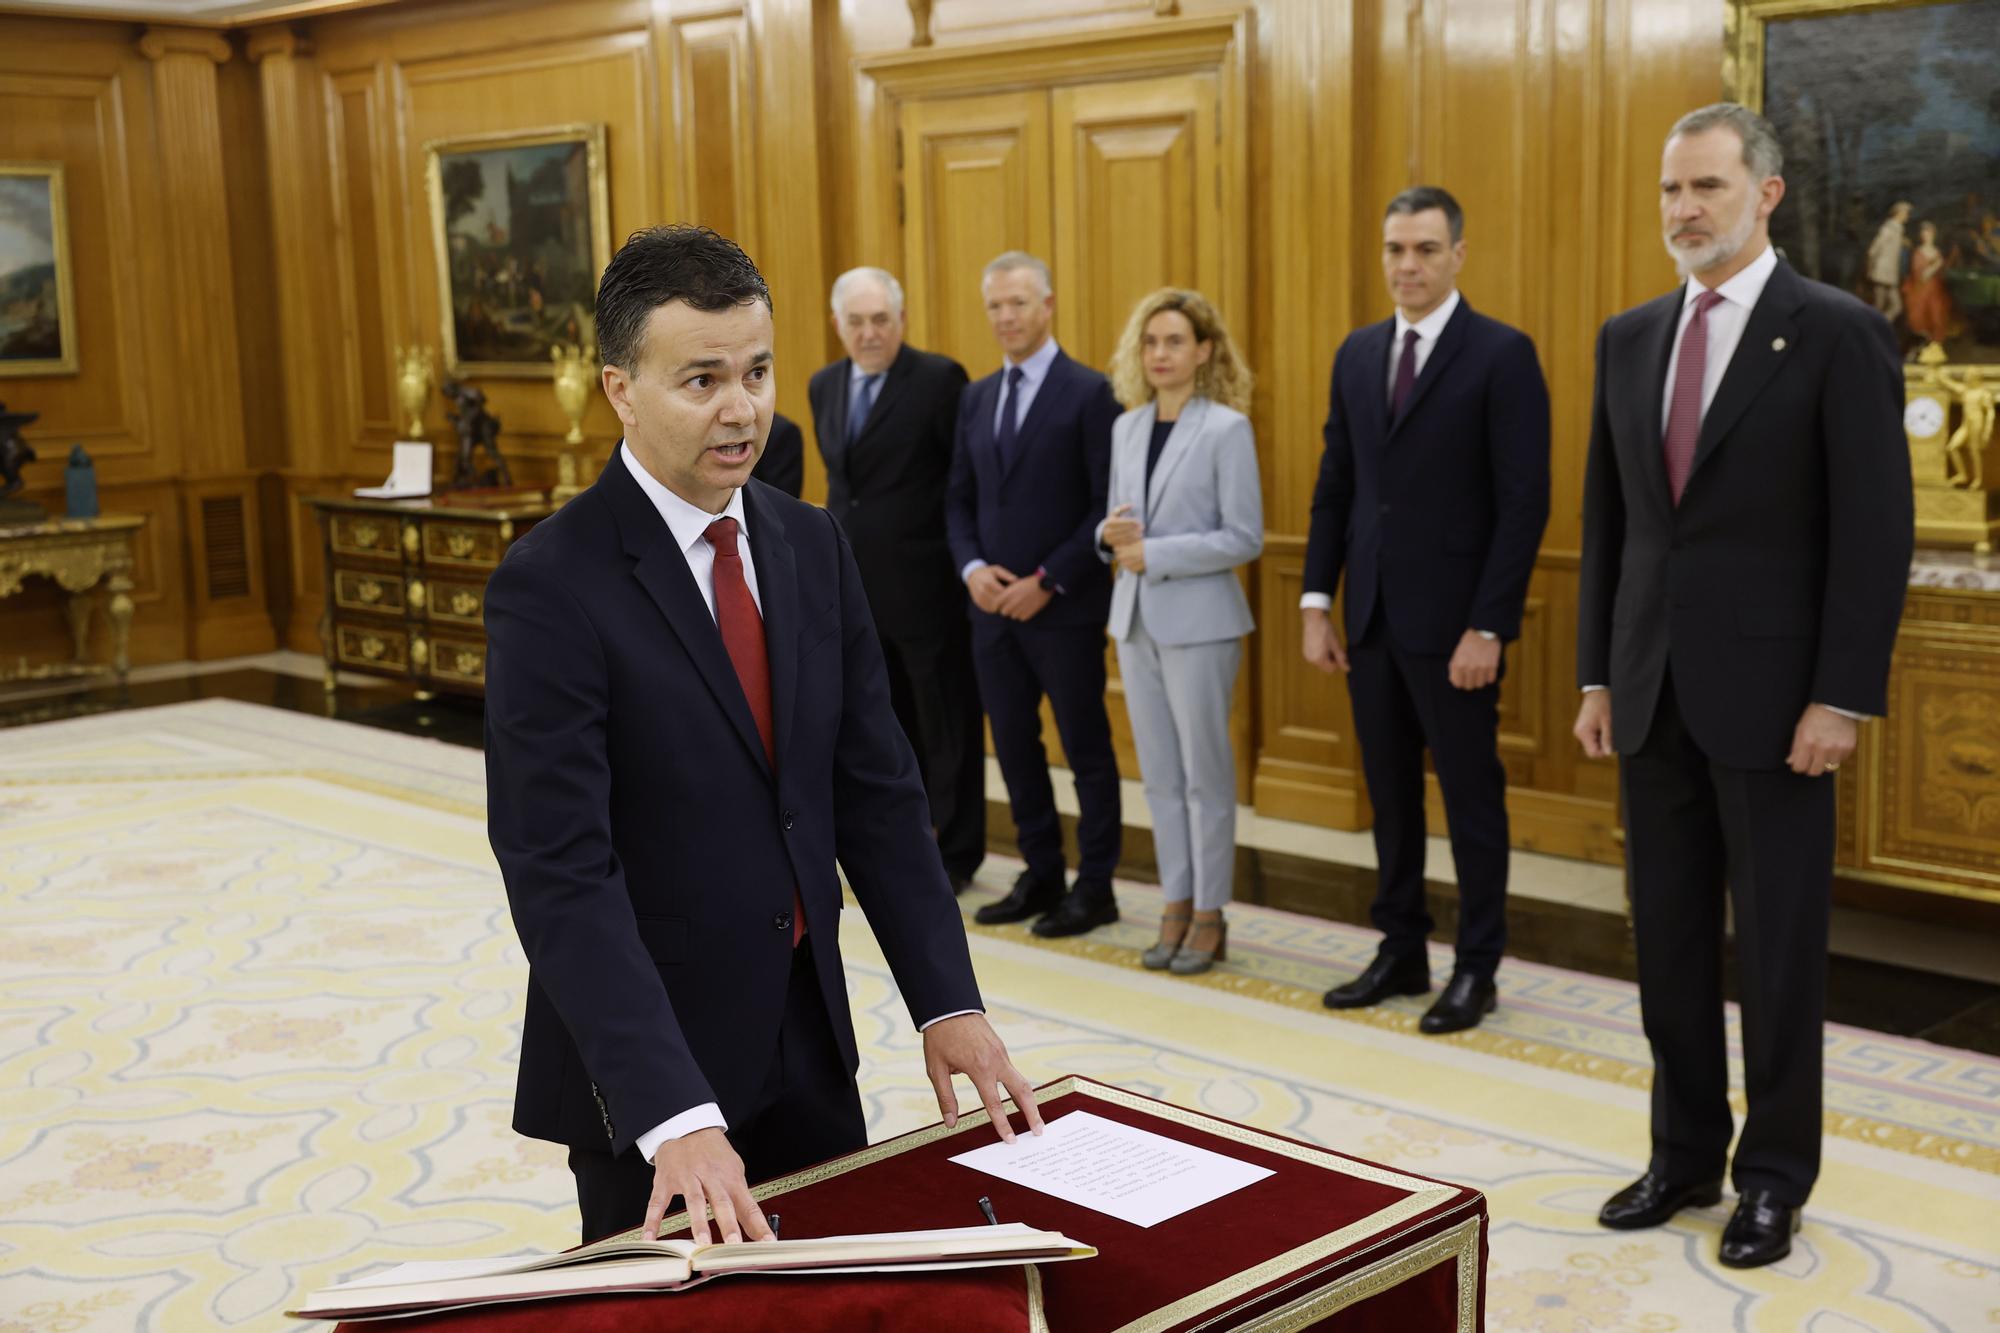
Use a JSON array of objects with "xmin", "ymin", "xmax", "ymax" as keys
[{"xmin": 1107, "ymin": 287, "xmax": 1254, "ymax": 413}]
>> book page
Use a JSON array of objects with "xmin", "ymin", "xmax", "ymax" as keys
[{"xmin": 949, "ymin": 1110, "xmax": 1274, "ymax": 1228}]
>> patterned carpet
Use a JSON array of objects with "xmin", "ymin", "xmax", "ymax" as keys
[{"xmin": 0, "ymin": 699, "xmax": 1995, "ymax": 1331}]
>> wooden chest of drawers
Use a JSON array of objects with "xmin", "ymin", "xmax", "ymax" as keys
[{"xmin": 307, "ymin": 494, "xmax": 555, "ymax": 698}]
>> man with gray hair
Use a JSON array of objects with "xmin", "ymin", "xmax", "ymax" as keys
[
  {"xmin": 1574, "ymin": 103, "xmax": 1911, "ymax": 1267},
  {"xmin": 808, "ymin": 266, "xmax": 984, "ymax": 889},
  {"xmin": 948, "ymin": 251, "xmax": 1123, "ymax": 937}
]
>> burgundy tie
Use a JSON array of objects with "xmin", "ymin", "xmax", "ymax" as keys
[
  {"xmin": 703, "ymin": 517, "xmax": 804, "ymax": 946},
  {"xmin": 1389, "ymin": 328, "xmax": 1420, "ymax": 419},
  {"xmin": 1663, "ymin": 289, "xmax": 1724, "ymax": 505}
]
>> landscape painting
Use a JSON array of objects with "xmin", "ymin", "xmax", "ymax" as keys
[
  {"xmin": 424, "ymin": 125, "xmax": 610, "ymax": 377},
  {"xmin": 1743, "ymin": 0, "xmax": 2000, "ymax": 366},
  {"xmin": 0, "ymin": 163, "xmax": 77, "ymax": 376}
]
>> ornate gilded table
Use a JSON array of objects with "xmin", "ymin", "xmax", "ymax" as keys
[{"xmin": 0, "ymin": 513, "xmax": 143, "ymax": 687}]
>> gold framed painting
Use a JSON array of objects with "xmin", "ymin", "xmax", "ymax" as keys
[
  {"xmin": 1726, "ymin": 0, "xmax": 2000, "ymax": 368},
  {"xmin": 0, "ymin": 162, "xmax": 79, "ymax": 377},
  {"xmin": 424, "ymin": 123, "xmax": 611, "ymax": 378}
]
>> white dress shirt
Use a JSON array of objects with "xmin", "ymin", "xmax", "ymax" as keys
[
  {"xmin": 1577, "ymin": 247, "xmax": 1864, "ymax": 719},
  {"xmin": 619, "ymin": 444, "xmax": 976, "ymax": 1163},
  {"xmin": 962, "ymin": 337, "xmax": 1063, "ymax": 583},
  {"xmin": 1300, "ymin": 293, "xmax": 1476, "ymax": 620}
]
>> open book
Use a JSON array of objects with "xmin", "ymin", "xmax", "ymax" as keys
[{"xmin": 288, "ymin": 1222, "xmax": 1093, "ymax": 1321}]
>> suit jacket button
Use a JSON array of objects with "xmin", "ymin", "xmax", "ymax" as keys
[{"xmin": 775, "ymin": 911, "xmax": 794, "ymax": 932}]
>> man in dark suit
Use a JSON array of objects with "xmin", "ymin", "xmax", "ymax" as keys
[
  {"xmin": 1575, "ymin": 104, "xmax": 1910, "ymax": 1268},
  {"xmin": 484, "ymin": 225, "xmax": 1042, "ymax": 1249},
  {"xmin": 947, "ymin": 251, "xmax": 1122, "ymax": 937},
  {"xmin": 748, "ymin": 411, "xmax": 804, "ymax": 497},
  {"xmin": 1302, "ymin": 186, "xmax": 1551, "ymax": 1035},
  {"xmin": 808, "ymin": 268, "xmax": 983, "ymax": 890}
]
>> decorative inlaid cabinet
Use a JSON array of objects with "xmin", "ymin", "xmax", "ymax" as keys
[{"xmin": 306, "ymin": 495, "xmax": 554, "ymax": 698}]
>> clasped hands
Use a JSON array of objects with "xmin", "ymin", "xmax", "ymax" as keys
[
  {"xmin": 1102, "ymin": 504, "xmax": 1147, "ymax": 576},
  {"xmin": 1571, "ymin": 690, "xmax": 1856, "ymax": 777},
  {"xmin": 643, "ymin": 1013, "xmax": 1043, "ymax": 1243},
  {"xmin": 967, "ymin": 563, "xmax": 1054, "ymax": 620}
]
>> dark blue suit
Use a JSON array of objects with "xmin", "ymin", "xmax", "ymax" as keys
[
  {"xmin": 485, "ymin": 448, "xmax": 981, "ymax": 1237},
  {"xmin": 946, "ymin": 347, "xmax": 1122, "ymax": 879},
  {"xmin": 1303, "ymin": 298, "xmax": 1550, "ymax": 976}
]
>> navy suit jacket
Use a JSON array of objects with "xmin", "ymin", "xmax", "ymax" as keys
[
  {"xmin": 1303, "ymin": 298, "xmax": 1551, "ymax": 653},
  {"xmin": 749, "ymin": 411, "xmax": 804, "ymax": 498},
  {"xmin": 946, "ymin": 347, "xmax": 1119, "ymax": 629},
  {"xmin": 483, "ymin": 449, "xmax": 981, "ymax": 1155},
  {"xmin": 1577, "ymin": 260, "xmax": 1913, "ymax": 768}
]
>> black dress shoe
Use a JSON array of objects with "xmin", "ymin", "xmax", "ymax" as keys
[
  {"xmin": 1418, "ymin": 971, "xmax": 1497, "ymax": 1034},
  {"xmin": 974, "ymin": 867, "xmax": 1064, "ymax": 925},
  {"xmin": 1031, "ymin": 877, "xmax": 1119, "ymax": 937},
  {"xmin": 1323, "ymin": 952, "xmax": 1430, "ymax": 1010},
  {"xmin": 1718, "ymin": 1191, "xmax": 1801, "ymax": 1268},
  {"xmin": 1597, "ymin": 1170, "xmax": 1724, "ymax": 1230}
]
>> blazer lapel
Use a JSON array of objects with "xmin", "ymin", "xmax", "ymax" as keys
[
  {"xmin": 1354, "ymin": 320, "xmax": 1394, "ymax": 451},
  {"xmin": 1630, "ymin": 294, "xmax": 1680, "ymax": 516},
  {"xmin": 1684, "ymin": 261, "xmax": 1805, "ymax": 491},
  {"xmin": 1145, "ymin": 397, "xmax": 1207, "ymax": 518},
  {"xmin": 822, "ymin": 359, "xmax": 853, "ymax": 473},
  {"xmin": 1001, "ymin": 351, "xmax": 1068, "ymax": 481},
  {"xmin": 852, "ymin": 345, "xmax": 910, "ymax": 450},
  {"xmin": 1387, "ymin": 300, "xmax": 1471, "ymax": 439},
  {"xmin": 742, "ymin": 483, "xmax": 799, "ymax": 774},
  {"xmin": 603, "ymin": 448, "xmax": 773, "ymax": 782}
]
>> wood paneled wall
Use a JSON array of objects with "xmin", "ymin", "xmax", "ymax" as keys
[{"xmin": 1, "ymin": 0, "xmax": 1722, "ymax": 868}]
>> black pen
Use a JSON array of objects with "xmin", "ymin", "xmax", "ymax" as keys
[
  {"xmin": 768, "ymin": 1213, "xmax": 782, "ymax": 1240},
  {"xmin": 977, "ymin": 1196, "xmax": 999, "ymax": 1226}
]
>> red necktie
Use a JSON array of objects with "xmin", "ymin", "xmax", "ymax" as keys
[
  {"xmin": 703, "ymin": 517, "xmax": 804, "ymax": 946},
  {"xmin": 1663, "ymin": 289, "xmax": 1724, "ymax": 505}
]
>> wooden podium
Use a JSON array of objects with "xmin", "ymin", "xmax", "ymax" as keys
[{"xmin": 338, "ymin": 1077, "xmax": 1486, "ymax": 1332}]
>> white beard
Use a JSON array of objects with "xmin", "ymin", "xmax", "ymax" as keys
[{"xmin": 1664, "ymin": 202, "xmax": 1757, "ymax": 279}]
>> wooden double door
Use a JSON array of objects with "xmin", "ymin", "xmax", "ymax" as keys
[{"xmin": 874, "ymin": 41, "xmax": 1251, "ymax": 796}]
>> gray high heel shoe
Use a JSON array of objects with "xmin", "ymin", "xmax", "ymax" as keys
[
  {"xmin": 1169, "ymin": 913, "xmax": 1227, "ymax": 975},
  {"xmin": 1142, "ymin": 903, "xmax": 1192, "ymax": 970}
]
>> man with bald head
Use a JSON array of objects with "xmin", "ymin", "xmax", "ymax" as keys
[{"xmin": 808, "ymin": 268, "xmax": 983, "ymax": 889}]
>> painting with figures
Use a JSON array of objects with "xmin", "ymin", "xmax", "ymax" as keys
[
  {"xmin": 1753, "ymin": 0, "xmax": 2000, "ymax": 366},
  {"xmin": 0, "ymin": 164, "xmax": 77, "ymax": 376},
  {"xmin": 425, "ymin": 125, "xmax": 610, "ymax": 376}
]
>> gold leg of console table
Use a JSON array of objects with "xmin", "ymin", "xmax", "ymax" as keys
[
  {"xmin": 106, "ymin": 571, "xmax": 134, "ymax": 686},
  {"xmin": 64, "ymin": 589, "xmax": 94, "ymax": 668}
]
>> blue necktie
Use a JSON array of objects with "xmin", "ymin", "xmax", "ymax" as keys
[
  {"xmin": 846, "ymin": 373, "xmax": 880, "ymax": 447},
  {"xmin": 994, "ymin": 366, "xmax": 1025, "ymax": 469}
]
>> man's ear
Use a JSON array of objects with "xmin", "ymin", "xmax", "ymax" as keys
[{"xmin": 601, "ymin": 364, "xmax": 638, "ymax": 430}]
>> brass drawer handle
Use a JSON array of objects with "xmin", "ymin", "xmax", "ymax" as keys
[
  {"xmin": 352, "ymin": 522, "xmax": 381, "ymax": 548},
  {"xmin": 446, "ymin": 531, "xmax": 476, "ymax": 559},
  {"xmin": 453, "ymin": 648, "xmax": 482, "ymax": 676},
  {"xmin": 359, "ymin": 634, "xmax": 386, "ymax": 661},
  {"xmin": 411, "ymin": 635, "xmax": 430, "ymax": 668},
  {"xmin": 407, "ymin": 578, "xmax": 426, "ymax": 610},
  {"xmin": 450, "ymin": 590, "xmax": 480, "ymax": 618},
  {"xmin": 356, "ymin": 578, "xmax": 383, "ymax": 604}
]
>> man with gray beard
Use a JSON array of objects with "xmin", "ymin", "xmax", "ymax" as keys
[{"xmin": 1573, "ymin": 104, "xmax": 1911, "ymax": 1269}]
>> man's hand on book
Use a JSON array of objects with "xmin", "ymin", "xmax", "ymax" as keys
[
  {"xmin": 647, "ymin": 1127, "xmax": 774, "ymax": 1245},
  {"xmin": 922, "ymin": 1013, "xmax": 1046, "ymax": 1143}
]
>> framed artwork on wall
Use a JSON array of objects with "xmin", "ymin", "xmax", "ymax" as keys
[
  {"xmin": 0, "ymin": 162, "xmax": 79, "ymax": 377},
  {"xmin": 423, "ymin": 124, "xmax": 611, "ymax": 378},
  {"xmin": 1726, "ymin": 0, "xmax": 2000, "ymax": 367}
]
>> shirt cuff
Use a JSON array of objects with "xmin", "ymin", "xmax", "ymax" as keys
[
  {"xmin": 1581, "ymin": 684, "xmax": 1607, "ymax": 693},
  {"xmin": 1299, "ymin": 593, "xmax": 1334, "ymax": 612},
  {"xmin": 1474, "ymin": 629, "xmax": 1499, "ymax": 642},
  {"xmin": 919, "ymin": 1009, "xmax": 981, "ymax": 1032},
  {"xmin": 960, "ymin": 559, "xmax": 988, "ymax": 584},
  {"xmin": 1817, "ymin": 703, "xmax": 1871, "ymax": 721},
  {"xmin": 636, "ymin": 1102, "xmax": 728, "ymax": 1165}
]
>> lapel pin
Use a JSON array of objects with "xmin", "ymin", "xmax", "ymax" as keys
[{"xmin": 1772, "ymin": 337, "xmax": 1787, "ymax": 352}]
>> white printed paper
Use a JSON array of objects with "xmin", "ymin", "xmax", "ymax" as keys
[
  {"xmin": 355, "ymin": 441, "xmax": 434, "ymax": 498},
  {"xmin": 948, "ymin": 1110, "xmax": 1273, "ymax": 1228}
]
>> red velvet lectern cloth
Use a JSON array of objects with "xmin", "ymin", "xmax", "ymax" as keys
[{"xmin": 337, "ymin": 1076, "xmax": 1485, "ymax": 1332}]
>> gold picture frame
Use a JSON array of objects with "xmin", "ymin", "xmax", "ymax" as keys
[
  {"xmin": 423, "ymin": 123, "xmax": 611, "ymax": 379},
  {"xmin": 0, "ymin": 161, "xmax": 79, "ymax": 377},
  {"xmin": 1726, "ymin": 0, "xmax": 2000, "ymax": 370}
]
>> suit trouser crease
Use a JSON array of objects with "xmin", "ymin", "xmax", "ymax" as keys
[
  {"xmin": 1344, "ymin": 616, "xmax": 1510, "ymax": 974},
  {"xmin": 879, "ymin": 624, "xmax": 986, "ymax": 878},
  {"xmin": 1622, "ymin": 670, "xmax": 1832, "ymax": 1205},
  {"xmin": 566, "ymin": 940, "xmax": 866, "ymax": 1243},
  {"xmin": 1114, "ymin": 606, "xmax": 1240, "ymax": 910},
  {"xmin": 972, "ymin": 618, "xmax": 1122, "ymax": 879}
]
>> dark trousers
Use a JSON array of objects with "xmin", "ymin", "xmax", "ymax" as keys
[
  {"xmin": 1622, "ymin": 669, "xmax": 1834, "ymax": 1206},
  {"xmin": 566, "ymin": 940, "xmax": 866, "ymax": 1244},
  {"xmin": 881, "ymin": 622, "xmax": 986, "ymax": 880},
  {"xmin": 1345, "ymin": 613, "xmax": 1509, "ymax": 977},
  {"xmin": 972, "ymin": 616, "xmax": 1121, "ymax": 881}
]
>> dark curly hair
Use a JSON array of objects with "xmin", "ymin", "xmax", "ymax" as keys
[{"xmin": 595, "ymin": 225, "xmax": 772, "ymax": 371}]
